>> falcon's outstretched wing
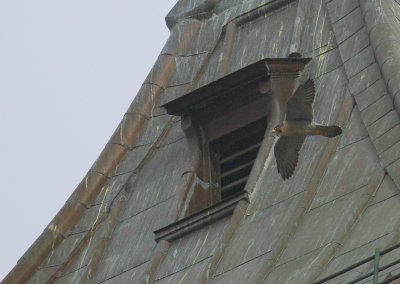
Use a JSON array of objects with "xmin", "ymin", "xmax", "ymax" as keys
[
  {"xmin": 274, "ymin": 136, "xmax": 306, "ymax": 180},
  {"xmin": 286, "ymin": 79, "xmax": 315, "ymax": 121}
]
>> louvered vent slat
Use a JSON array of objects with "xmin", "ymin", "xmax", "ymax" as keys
[
  {"xmin": 220, "ymin": 142, "xmax": 262, "ymax": 164},
  {"xmin": 212, "ymin": 116, "xmax": 267, "ymax": 200},
  {"xmin": 221, "ymin": 160, "xmax": 255, "ymax": 178}
]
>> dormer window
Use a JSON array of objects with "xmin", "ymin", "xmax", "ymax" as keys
[{"xmin": 160, "ymin": 57, "xmax": 311, "ymax": 217}]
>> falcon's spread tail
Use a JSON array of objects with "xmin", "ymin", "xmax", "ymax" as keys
[{"xmin": 315, "ymin": 125, "xmax": 342, "ymax": 138}]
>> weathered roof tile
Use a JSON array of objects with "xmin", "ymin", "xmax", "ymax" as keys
[
  {"xmin": 337, "ymin": 107, "xmax": 368, "ymax": 149},
  {"xmin": 349, "ymin": 63, "xmax": 382, "ymax": 95},
  {"xmin": 373, "ymin": 124, "xmax": 400, "ymax": 154},
  {"xmin": 93, "ymin": 198, "xmax": 176, "ymax": 283},
  {"xmin": 379, "ymin": 141, "xmax": 400, "ymax": 168},
  {"xmin": 155, "ymin": 217, "xmax": 229, "ymax": 280},
  {"xmin": 360, "ymin": 94, "xmax": 394, "ymax": 126},
  {"xmin": 327, "ymin": 0, "xmax": 359, "ymax": 24},
  {"xmin": 367, "ymin": 110, "xmax": 400, "ymax": 140},
  {"xmin": 354, "ymin": 79, "xmax": 387, "ymax": 111},
  {"xmin": 338, "ymin": 26, "xmax": 369, "ymax": 62},
  {"xmin": 332, "ymin": 7, "xmax": 364, "ymax": 44},
  {"xmin": 279, "ymin": 185, "xmax": 373, "ymax": 264},
  {"xmin": 310, "ymin": 139, "xmax": 379, "ymax": 209},
  {"xmin": 344, "ymin": 45, "xmax": 375, "ymax": 78}
]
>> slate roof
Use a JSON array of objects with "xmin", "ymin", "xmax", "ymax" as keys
[{"xmin": 4, "ymin": 0, "xmax": 400, "ymax": 283}]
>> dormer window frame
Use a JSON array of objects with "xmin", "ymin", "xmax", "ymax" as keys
[{"xmin": 155, "ymin": 57, "xmax": 311, "ymax": 240}]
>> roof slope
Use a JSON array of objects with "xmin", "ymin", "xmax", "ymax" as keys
[{"xmin": 4, "ymin": 0, "xmax": 400, "ymax": 283}]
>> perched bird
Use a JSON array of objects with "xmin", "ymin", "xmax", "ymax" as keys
[{"xmin": 273, "ymin": 79, "xmax": 342, "ymax": 180}]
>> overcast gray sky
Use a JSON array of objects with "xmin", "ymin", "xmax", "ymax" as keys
[{"xmin": 0, "ymin": 1, "xmax": 177, "ymax": 280}]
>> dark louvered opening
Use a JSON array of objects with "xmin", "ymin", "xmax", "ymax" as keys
[{"xmin": 211, "ymin": 117, "xmax": 267, "ymax": 200}]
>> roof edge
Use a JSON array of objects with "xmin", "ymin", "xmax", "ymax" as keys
[
  {"xmin": 165, "ymin": 0, "xmax": 219, "ymax": 30},
  {"xmin": 360, "ymin": 0, "xmax": 400, "ymax": 114},
  {"xmin": 2, "ymin": 17, "xmax": 205, "ymax": 283},
  {"xmin": 2, "ymin": 65, "xmax": 171, "ymax": 284}
]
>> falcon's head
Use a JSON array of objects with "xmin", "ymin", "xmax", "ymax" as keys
[{"xmin": 272, "ymin": 124, "xmax": 283, "ymax": 136}]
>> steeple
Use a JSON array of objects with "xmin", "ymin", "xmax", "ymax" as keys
[{"xmin": 4, "ymin": 0, "xmax": 400, "ymax": 283}]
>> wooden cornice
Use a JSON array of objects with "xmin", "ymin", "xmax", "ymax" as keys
[{"xmin": 160, "ymin": 57, "xmax": 311, "ymax": 117}]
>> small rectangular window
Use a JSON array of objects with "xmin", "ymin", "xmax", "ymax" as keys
[{"xmin": 211, "ymin": 116, "xmax": 267, "ymax": 200}]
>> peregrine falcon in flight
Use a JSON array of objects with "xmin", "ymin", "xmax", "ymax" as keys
[{"xmin": 272, "ymin": 79, "xmax": 342, "ymax": 180}]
